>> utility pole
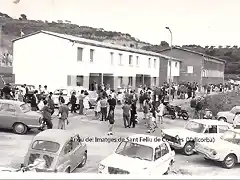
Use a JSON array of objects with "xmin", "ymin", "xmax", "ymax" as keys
[{"xmin": 165, "ymin": 27, "xmax": 172, "ymax": 101}]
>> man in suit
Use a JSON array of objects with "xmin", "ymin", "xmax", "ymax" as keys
[
  {"xmin": 70, "ymin": 91, "xmax": 77, "ymax": 113},
  {"xmin": 31, "ymin": 90, "xmax": 38, "ymax": 111}
]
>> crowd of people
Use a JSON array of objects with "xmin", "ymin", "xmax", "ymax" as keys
[{"xmin": 1, "ymin": 80, "xmax": 240, "ymax": 135}]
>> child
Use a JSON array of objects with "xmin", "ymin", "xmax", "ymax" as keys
[
  {"xmin": 93, "ymin": 97, "xmax": 101, "ymax": 120},
  {"xmin": 107, "ymin": 109, "xmax": 115, "ymax": 135}
]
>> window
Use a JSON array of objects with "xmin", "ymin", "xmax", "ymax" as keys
[
  {"xmin": 154, "ymin": 146, "xmax": 161, "ymax": 160},
  {"xmin": 153, "ymin": 77, "xmax": 157, "ymax": 86},
  {"xmin": 205, "ymin": 125, "xmax": 217, "ymax": 134},
  {"xmin": 32, "ymin": 140, "xmax": 60, "ymax": 153},
  {"xmin": 218, "ymin": 125, "xmax": 229, "ymax": 133},
  {"xmin": 110, "ymin": 52, "xmax": 114, "ymax": 65},
  {"xmin": 175, "ymin": 62, "xmax": 178, "ymax": 67},
  {"xmin": 0, "ymin": 103, "xmax": 15, "ymax": 112},
  {"xmin": 136, "ymin": 56, "xmax": 139, "ymax": 66},
  {"xmin": 63, "ymin": 141, "xmax": 73, "ymax": 155},
  {"xmin": 153, "ymin": 59, "xmax": 157, "ymax": 68},
  {"xmin": 148, "ymin": 58, "xmax": 151, "ymax": 68},
  {"xmin": 129, "ymin": 55, "xmax": 133, "ymax": 66},
  {"xmin": 160, "ymin": 143, "xmax": 169, "ymax": 156},
  {"xmin": 128, "ymin": 77, "xmax": 133, "ymax": 86},
  {"xmin": 77, "ymin": 47, "xmax": 83, "ymax": 61},
  {"xmin": 76, "ymin": 75, "xmax": 84, "ymax": 86},
  {"xmin": 90, "ymin": 49, "xmax": 94, "ymax": 62},
  {"xmin": 118, "ymin": 76, "xmax": 123, "ymax": 87},
  {"xmin": 67, "ymin": 75, "xmax": 71, "ymax": 86},
  {"xmin": 187, "ymin": 66, "xmax": 193, "ymax": 73},
  {"xmin": 119, "ymin": 53, "xmax": 123, "ymax": 65},
  {"xmin": 20, "ymin": 103, "xmax": 31, "ymax": 113}
]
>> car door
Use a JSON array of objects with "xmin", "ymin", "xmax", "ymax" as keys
[
  {"xmin": 0, "ymin": 103, "xmax": 17, "ymax": 128},
  {"xmin": 71, "ymin": 135, "xmax": 84, "ymax": 168},
  {"xmin": 159, "ymin": 143, "xmax": 172, "ymax": 172},
  {"xmin": 151, "ymin": 145, "xmax": 165, "ymax": 175},
  {"xmin": 57, "ymin": 140, "xmax": 74, "ymax": 172}
]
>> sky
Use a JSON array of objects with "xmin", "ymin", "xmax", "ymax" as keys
[{"xmin": 1, "ymin": 0, "xmax": 240, "ymax": 46}]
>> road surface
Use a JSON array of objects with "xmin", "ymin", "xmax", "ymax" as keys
[{"xmin": 0, "ymin": 105, "xmax": 239, "ymax": 176}]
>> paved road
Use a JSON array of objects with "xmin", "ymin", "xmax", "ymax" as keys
[{"xmin": 0, "ymin": 105, "xmax": 239, "ymax": 175}]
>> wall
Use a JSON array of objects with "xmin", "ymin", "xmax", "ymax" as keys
[
  {"xmin": 160, "ymin": 48, "xmax": 225, "ymax": 85},
  {"xmin": 13, "ymin": 32, "xmax": 160, "ymax": 91},
  {"xmin": 13, "ymin": 33, "xmax": 69, "ymax": 91}
]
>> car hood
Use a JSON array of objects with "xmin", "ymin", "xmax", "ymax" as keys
[
  {"xmin": 25, "ymin": 111, "xmax": 42, "ymax": 118},
  {"xmin": 163, "ymin": 128, "xmax": 197, "ymax": 137},
  {"xmin": 198, "ymin": 138, "xmax": 238, "ymax": 151},
  {"xmin": 100, "ymin": 153, "xmax": 152, "ymax": 173}
]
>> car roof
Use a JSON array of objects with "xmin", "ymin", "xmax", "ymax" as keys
[
  {"xmin": 230, "ymin": 129, "xmax": 240, "ymax": 133},
  {"xmin": 190, "ymin": 119, "xmax": 231, "ymax": 126},
  {"xmin": 0, "ymin": 99, "xmax": 24, "ymax": 106},
  {"xmin": 32, "ymin": 129, "xmax": 78, "ymax": 145},
  {"xmin": 128, "ymin": 134, "xmax": 163, "ymax": 148}
]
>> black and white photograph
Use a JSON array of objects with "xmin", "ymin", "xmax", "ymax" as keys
[{"xmin": 0, "ymin": 0, "xmax": 240, "ymax": 178}]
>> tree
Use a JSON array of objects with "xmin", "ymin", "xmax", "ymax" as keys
[
  {"xmin": 160, "ymin": 41, "xmax": 169, "ymax": 47},
  {"xmin": 19, "ymin": 14, "xmax": 27, "ymax": 20}
]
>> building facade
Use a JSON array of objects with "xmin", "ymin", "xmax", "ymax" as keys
[
  {"xmin": 12, "ymin": 31, "xmax": 174, "ymax": 91},
  {"xmin": 159, "ymin": 47, "xmax": 225, "ymax": 87}
]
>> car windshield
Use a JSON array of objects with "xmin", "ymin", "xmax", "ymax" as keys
[
  {"xmin": 185, "ymin": 121, "xmax": 205, "ymax": 133},
  {"xmin": 230, "ymin": 107, "xmax": 240, "ymax": 114},
  {"xmin": 115, "ymin": 141, "xmax": 153, "ymax": 161},
  {"xmin": 221, "ymin": 131, "xmax": 240, "ymax": 145},
  {"xmin": 32, "ymin": 140, "xmax": 60, "ymax": 153},
  {"xmin": 53, "ymin": 89, "xmax": 67, "ymax": 95},
  {"xmin": 20, "ymin": 103, "xmax": 31, "ymax": 113}
]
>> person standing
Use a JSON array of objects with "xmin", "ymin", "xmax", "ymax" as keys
[
  {"xmin": 122, "ymin": 101, "xmax": 131, "ymax": 128},
  {"xmin": 107, "ymin": 94, "xmax": 116, "ymax": 115},
  {"xmin": 31, "ymin": 90, "xmax": 39, "ymax": 111},
  {"xmin": 48, "ymin": 92, "xmax": 55, "ymax": 115},
  {"xmin": 130, "ymin": 102, "xmax": 137, "ymax": 128},
  {"xmin": 83, "ymin": 91, "xmax": 90, "ymax": 115},
  {"xmin": 40, "ymin": 100, "xmax": 53, "ymax": 129},
  {"xmin": 18, "ymin": 90, "xmax": 24, "ymax": 102},
  {"xmin": 2, "ymin": 83, "xmax": 12, "ymax": 99},
  {"xmin": 38, "ymin": 85, "xmax": 43, "ymax": 94},
  {"xmin": 78, "ymin": 90, "xmax": 85, "ymax": 115},
  {"xmin": 93, "ymin": 97, "xmax": 101, "ymax": 120},
  {"xmin": 107, "ymin": 109, "xmax": 115, "ymax": 135},
  {"xmin": 70, "ymin": 91, "xmax": 77, "ymax": 113},
  {"xmin": 43, "ymin": 85, "xmax": 49, "ymax": 95},
  {"xmin": 58, "ymin": 98, "xmax": 69, "ymax": 130},
  {"xmin": 100, "ymin": 96, "xmax": 108, "ymax": 121}
]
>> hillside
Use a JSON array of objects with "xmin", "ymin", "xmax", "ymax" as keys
[{"xmin": 0, "ymin": 12, "xmax": 240, "ymax": 77}]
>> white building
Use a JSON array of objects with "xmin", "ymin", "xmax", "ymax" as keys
[{"xmin": 12, "ymin": 30, "xmax": 180, "ymax": 91}]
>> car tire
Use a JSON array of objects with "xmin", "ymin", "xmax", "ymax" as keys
[
  {"xmin": 183, "ymin": 141, "xmax": 195, "ymax": 156},
  {"xmin": 218, "ymin": 117, "xmax": 227, "ymax": 122},
  {"xmin": 182, "ymin": 113, "xmax": 189, "ymax": 120},
  {"xmin": 13, "ymin": 123, "xmax": 28, "ymax": 135},
  {"xmin": 78, "ymin": 152, "xmax": 87, "ymax": 168},
  {"xmin": 222, "ymin": 154, "xmax": 237, "ymax": 169},
  {"xmin": 65, "ymin": 167, "xmax": 70, "ymax": 173}
]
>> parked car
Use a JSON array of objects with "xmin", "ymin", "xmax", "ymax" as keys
[
  {"xmin": 195, "ymin": 129, "xmax": 240, "ymax": 169},
  {"xmin": 22, "ymin": 129, "xmax": 87, "ymax": 173},
  {"xmin": 0, "ymin": 99, "xmax": 42, "ymax": 134},
  {"xmin": 52, "ymin": 87, "xmax": 86, "ymax": 108},
  {"xmin": 162, "ymin": 119, "xmax": 233, "ymax": 156},
  {"xmin": 98, "ymin": 134, "xmax": 175, "ymax": 175},
  {"xmin": 216, "ymin": 106, "xmax": 240, "ymax": 123}
]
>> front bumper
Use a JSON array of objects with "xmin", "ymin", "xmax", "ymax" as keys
[
  {"xmin": 27, "ymin": 124, "xmax": 43, "ymax": 129},
  {"xmin": 167, "ymin": 141, "xmax": 183, "ymax": 149},
  {"xmin": 195, "ymin": 147, "xmax": 220, "ymax": 161}
]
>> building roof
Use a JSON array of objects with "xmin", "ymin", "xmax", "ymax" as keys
[
  {"xmin": 32, "ymin": 129, "xmax": 77, "ymax": 145},
  {"xmin": 158, "ymin": 46, "xmax": 226, "ymax": 63},
  {"xmin": 12, "ymin": 30, "xmax": 182, "ymax": 62}
]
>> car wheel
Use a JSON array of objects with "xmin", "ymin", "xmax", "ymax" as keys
[
  {"xmin": 65, "ymin": 167, "xmax": 70, "ymax": 173},
  {"xmin": 78, "ymin": 152, "xmax": 87, "ymax": 168},
  {"xmin": 218, "ymin": 117, "xmax": 227, "ymax": 122},
  {"xmin": 183, "ymin": 141, "xmax": 194, "ymax": 156},
  {"xmin": 13, "ymin": 123, "xmax": 28, "ymax": 135},
  {"xmin": 222, "ymin": 154, "xmax": 237, "ymax": 169},
  {"xmin": 182, "ymin": 113, "xmax": 189, "ymax": 120}
]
